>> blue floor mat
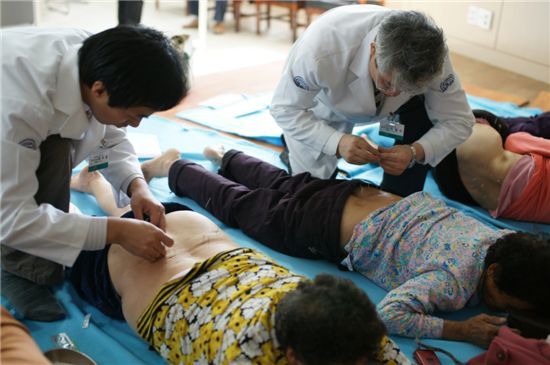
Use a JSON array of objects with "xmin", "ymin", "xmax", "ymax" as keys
[
  {"xmin": 175, "ymin": 92, "xmax": 543, "ymax": 146},
  {"xmin": 176, "ymin": 92, "xmax": 283, "ymax": 146},
  {"xmin": 3, "ymin": 109, "xmax": 547, "ymax": 365}
]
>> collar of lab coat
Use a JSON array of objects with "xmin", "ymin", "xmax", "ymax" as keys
[
  {"xmin": 347, "ymin": 26, "xmax": 379, "ymax": 116},
  {"xmin": 52, "ymin": 44, "xmax": 90, "ymax": 140}
]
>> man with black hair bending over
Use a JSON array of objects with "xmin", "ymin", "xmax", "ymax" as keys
[
  {"xmin": 164, "ymin": 146, "xmax": 550, "ymax": 348},
  {"xmin": 0, "ymin": 25, "xmax": 188, "ymax": 321},
  {"xmin": 68, "ymin": 164, "xmax": 410, "ymax": 364}
]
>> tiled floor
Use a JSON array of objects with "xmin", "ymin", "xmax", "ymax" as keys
[{"xmin": 37, "ymin": 0, "xmax": 292, "ymax": 77}]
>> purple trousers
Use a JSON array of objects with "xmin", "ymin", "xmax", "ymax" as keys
[
  {"xmin": 168, "ymin": 150, "xmax": 364, "ymax": 262},
  {"xmin": 504, "ymin": 112, "xmax": 550, "ymax": 139}
]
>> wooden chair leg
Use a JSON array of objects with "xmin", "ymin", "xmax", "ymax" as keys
[
  {"xmin": 256, "ymin": 1, "xmax": 262, "ymax": 35},
  {"xmin": 290, "ymin": 7, "xmax": 297, "ymax": 42},
  {"xmin": 155, "ymin": 0, "xmax": 159, "ymax": 9},
  {"xmin": 234, "ymin": 0, "xmax": 241, "ymax": 32},
  {"xmin": 266, "ymin": 3, "xmax": 271, "ymax": 30}
]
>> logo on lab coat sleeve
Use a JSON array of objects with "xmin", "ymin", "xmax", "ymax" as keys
[
  {"xmin": 293, "ymin": 76, "xmax": 310, "ymax": 91},
  {"xmin": 440, "ymin": 74, "xmax": 455, "ymax": 92},
  {"xmin": 18, "ymin": 138, "xmax": 37, "ymax": 150}
]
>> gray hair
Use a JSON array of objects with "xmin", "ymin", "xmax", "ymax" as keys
[{"xmin": 376, "ymin": 10, "xmax": 447, "ymax": 93}]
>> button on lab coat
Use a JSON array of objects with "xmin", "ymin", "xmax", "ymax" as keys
[
  {"xmin": 271, "ymin": 5, "xmax": 475, "ymax": 178},
  {"xmin": 1, "ymin": 27, "xmax": 144, "ymax": 266}
]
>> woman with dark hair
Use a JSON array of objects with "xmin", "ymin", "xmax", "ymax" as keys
[{"xmin": 482, "ymin": 232, "xmax": 550, "ymax": 314}]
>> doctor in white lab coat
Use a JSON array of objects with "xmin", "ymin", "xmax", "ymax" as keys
[
  {"xmin": 0, "ymin": 26, "xmax": 187, "ymax": 320},
  {"xmin": 271, "ymin": 5, "xmax": 474, "ymax": 196}
]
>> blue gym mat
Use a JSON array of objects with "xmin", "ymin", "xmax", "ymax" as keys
[
  {"xmin": 176, "ymin": 92, "xmax": 542, "ymax": 147},
  {"xmin": 2, "ymin": 106, "xmax": 547, "ymax": 365},
  {"xmin": 176, "ymin": 92, "xmax": 283, "ymax": 146}
]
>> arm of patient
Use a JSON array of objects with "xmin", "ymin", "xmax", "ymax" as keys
[
  {"xmin": 442, "ymin": 314, "xmax": 506, "ymax": 348},
  {"xmin": 378, "ymin": 270, "xmax": 505, "ymax": 348},
  {"xmin": 376, "ymin": 271, "xmax": 472, "ymax": 340},
  {"xmin": 1, "ymin": 307, "xmax": 50, "ymax": 365}
]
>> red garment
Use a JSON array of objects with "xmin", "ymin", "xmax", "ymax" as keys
[
  {"xmin": 505, "ymin": 132, "xmax": 550, "ymax": 157},
  {"xmin": 467, "ymin": 326, "xmax": 550, "ymax": 365},
  {"xmin": 499, "ymin": 133, "xmax": 550, "ymax": 224}
]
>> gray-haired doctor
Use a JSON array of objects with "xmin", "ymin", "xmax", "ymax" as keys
[{"xmin": 271, "ymin": 5, "xmax": 474, "ymax": 196}]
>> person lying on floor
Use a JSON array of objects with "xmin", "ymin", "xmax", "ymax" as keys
[
  {"xmin": 1, "ymin": 306, "xmax": 51, "ymax": 365},
  {"xmin": 434, "ymin": 109, "xmax": 550, "ymax": 224},
  {"xmin": 158, "ymin": 146, "xmax": 550, "ymax": 348},
  {"xmin": 477, "ymin": 109, "xmax": 549, "ymax": 138},
  {"xmin": 68, "ymin": 153, "xmax": 410, "ymax": 365}
]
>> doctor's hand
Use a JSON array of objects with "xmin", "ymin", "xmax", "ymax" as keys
[
  {"xmin": 337, "ymin": 134, "xmax": 380, "ymax": 165},
  {"xmin": 378, "ymin": 145, "xmax": 413, "ymax": 176},
  {"xmin": 128, "ymin": 177, "xmax": 167, "ymax": 231},
  {"xmin": 107, "ymin": 217, "xmax": 174, "ymax": 262}
]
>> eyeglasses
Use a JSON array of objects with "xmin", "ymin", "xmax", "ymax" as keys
[
  {"xmin": 373, "ymin": 58, "xmax": 398, "ymax": 94},
  {"xmin": 373, "ymin": 56, "xmax": 428, "ymax": 95}
]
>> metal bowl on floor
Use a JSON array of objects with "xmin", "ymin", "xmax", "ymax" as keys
[{"xmin": 43, "ymin": 348, "xmax": 97, "ymax": 365}]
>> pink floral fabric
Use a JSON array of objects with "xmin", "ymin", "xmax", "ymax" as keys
[{"xmin": 342, "ymin": 192, "xmax": 510, "ymax": 338}]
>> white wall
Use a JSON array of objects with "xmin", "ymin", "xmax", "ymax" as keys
[
  {"xmin": 386, "ymin": 1, "xmax": 550, "ymax": 83},
  {"xmin": 1, "ymin": 0, "xmax": 34, "ymax": 27}
]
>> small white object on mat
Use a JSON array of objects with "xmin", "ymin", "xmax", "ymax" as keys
[
  {"xmin": 82, "ymin": 313, "xmax": 91, "ymax": 329},
  {"xmin": 127, "ymin": 132, "xmax": 162, "ymax": 158}
]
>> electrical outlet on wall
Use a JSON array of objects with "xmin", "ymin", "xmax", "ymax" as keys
[
  {"xmin": 476, "ymin": 6, "xmax": 493, "ymax": 29},
  {"xmin": 467, "ymin": 5, "xmax": 479, "ymax": 26},
  {"xmin": 467, "ymin": 5, "xmax": 493, "ymax": 30}
]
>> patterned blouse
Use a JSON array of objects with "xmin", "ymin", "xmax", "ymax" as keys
[{"xmin": 342, "ymin": 192, "xmax": 509, "ymax": 338}]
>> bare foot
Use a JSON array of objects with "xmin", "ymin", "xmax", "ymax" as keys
[
  {"xmin": 203, "ymin": 145, "xmax": 225, "ymax": 165},
  {"xmin": 70, "ymin": 167, "xmax": 104, "ymax": 194},
  {"xmin": 141, "ymin": 148, "xmax": 181, "ymax": 182}
]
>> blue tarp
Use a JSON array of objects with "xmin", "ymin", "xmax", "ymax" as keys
[{"xmin": 3, "ymin": 94, "xmax": 547, "ymax": 364}]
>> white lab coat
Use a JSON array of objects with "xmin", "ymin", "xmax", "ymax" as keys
[
  {"xmin": 271, "ymin": 5, "xmax": 475, "ymax": 178},
  {"xmin": 1, "ymin": 27, "xmax": 144, "ymax": 266}
]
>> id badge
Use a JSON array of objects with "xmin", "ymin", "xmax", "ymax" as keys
[
  {"xmin": 379, "ymin": 114, "xmax": 405, "ymax": 141},
  {"xmin": 88, "ymin": 149, "xmax": 109, "ymax": 172}
]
